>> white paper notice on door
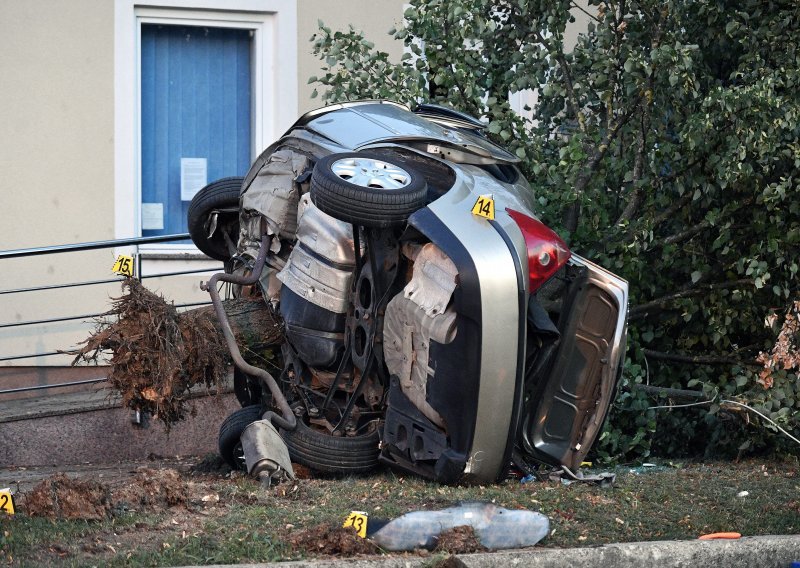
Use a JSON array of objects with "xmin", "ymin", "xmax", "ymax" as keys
[
  {"xmin": 181, "ymin": 157, "xmax": 208, "ymax": 201},
  {"xmin": 141, "ymin": 202, "xmax": 164, "ymax": 230}
]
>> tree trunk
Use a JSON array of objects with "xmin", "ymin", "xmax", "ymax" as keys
[{"xmin": 182, "ymin": 296, "xmax": 284, "ymax": 354}]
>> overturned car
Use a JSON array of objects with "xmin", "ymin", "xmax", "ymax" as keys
[{"xmin": 190, "ymin": 100, "xmax": 628, "ymax": 484}]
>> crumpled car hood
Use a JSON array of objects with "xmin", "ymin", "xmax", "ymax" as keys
[{"xmin": 291, "ymin": 101, "xmax": 519, "ymax": 164}]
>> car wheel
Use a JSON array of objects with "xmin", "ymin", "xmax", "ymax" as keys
[
  {"xmin": 310, "ymin": 152, "xmax": 427, "ymax": 228},
  {"xmin": 282, "ymin": 416, "xmax": 380, "ymax": 475},
  {"xmin": 187, "ymin": 176, "xmax": 243, "ymax": 261},
  {"xmin": 218, "ymin": 404, "xmax": 263, "ymax": 470}
]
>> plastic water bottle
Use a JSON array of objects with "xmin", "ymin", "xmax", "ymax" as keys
[{"xmin": 369, "ymin": 501, "xmax": 549, "ymax": 551}]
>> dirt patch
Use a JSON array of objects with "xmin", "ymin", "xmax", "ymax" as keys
[
  {"xmin": 287, "ymin": 525, "xmax": 379, "ymax": 556},
  {"xmin": 190, "ymin": 453, "xmax": 233, "ymax": 476},
  {"xmin": 21, "ymin": 473, "xmax": 111, "ymax": 521},
  {"xmin": 20, "ymin": 468, "xmax": 188, "ymax": 520},
  {"xmin": 434, "ymin": 525, "xmax": 487, "ymax": 554},
  {"xmin": 429, "ymin": 555, "xmax": 469, "ymax": 568},
  {"xmin": 112, "ymin": 468, "xmax": 188, "ymax": 511}
]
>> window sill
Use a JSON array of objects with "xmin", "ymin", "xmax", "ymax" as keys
[{"xmin": 138, "ymin": 251, "xmax": 215, "ymax": 261}]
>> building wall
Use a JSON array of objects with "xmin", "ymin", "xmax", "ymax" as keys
[
  {"xmin": 0, "ymin": 0, "xmax": 115, "ymax": 251},
  {"xmin": 0, "ymin": 0, "xmax": 403, "ymax": 370},
  {"xmin": 0, "ymin": 1, "xmax": 116, "ymax": 369},
  {"xmin": 297, "ymin": 0, "xmax": 405, "ymax": 111}
]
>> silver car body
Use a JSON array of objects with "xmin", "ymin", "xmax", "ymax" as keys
[{"xmin": 248, "ymin": 101, "xmax": 628, "ymax": 482}]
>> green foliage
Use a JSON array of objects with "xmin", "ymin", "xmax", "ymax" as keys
[{"xmin": 310, "ymin": 0, "xmax": 800, "ymax": 461}]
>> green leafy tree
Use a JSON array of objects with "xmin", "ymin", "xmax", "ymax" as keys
[{"xmin": 310, "ymin": 0, "xmax": 800, "ymax": 460}]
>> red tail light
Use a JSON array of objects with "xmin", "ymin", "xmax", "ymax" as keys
[{"xmin": 506, "ymin": 208, "xmax": 571, "ymax": 293}]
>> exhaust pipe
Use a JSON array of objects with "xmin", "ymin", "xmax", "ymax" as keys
[{"xmin": 201, "ymin": 235, "xmax": 297, "ymax": 432}]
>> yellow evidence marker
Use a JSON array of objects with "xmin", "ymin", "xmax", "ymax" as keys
[
  {"xmin": 112, "ymin": 254, "xmax": 134, "ymax": 277},
  {"xmin": 0, "ymin": 488, "xmax": 15, "ymax": 515},
  {"xmin": 471, "ymin": 194, "xmax": 495, "ymax": 220},
  {"xmin": 342, "ymin": 511, "xmax": 368, "ymax": 538}
]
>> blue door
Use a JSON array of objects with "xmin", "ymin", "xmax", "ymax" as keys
[{"xmin": 140, "ymin": 24, "xmax": 252, "ymax": 237}]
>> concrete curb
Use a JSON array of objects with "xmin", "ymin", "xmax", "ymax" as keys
[{"xmin": 190, "ymin": 535, "xmax": 800, "ymax": 568}]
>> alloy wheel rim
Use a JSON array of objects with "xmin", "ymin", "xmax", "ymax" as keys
[{"xmin": 331, "ymin": 157, "xmax": 411, "ymax": 190}]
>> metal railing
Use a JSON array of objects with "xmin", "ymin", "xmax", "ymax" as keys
[{"xmin": 0, "ymin": 233, "xmax": 219, "ymax": 395}]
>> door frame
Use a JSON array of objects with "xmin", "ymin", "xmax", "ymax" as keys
[{"xmin": 114, "ymin": 0, "xmax": 298, "ymax": 252}]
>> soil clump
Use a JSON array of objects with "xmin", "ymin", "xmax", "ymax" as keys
[
  {"xmin": 21, "ymin": 473, "xmax": 111, "ymax": 521},
  {"xmin": 287, "ymin": 525, "xmax": 379, "ymax": 556},
  {"xmin": 20, "ymin": 468, "xmax": 188, "ymax": 520},
  {"xmin": 434, "ymin": 525, "xmax": 487, "ymax": 554}
]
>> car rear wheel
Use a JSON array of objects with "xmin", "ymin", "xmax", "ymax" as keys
[
  {"xmin": 282, "ymin": 414, "xmax": 381, "ymax": 475},
  {"xmin": 310, "ymin": 152, "xmax": 427, "ymax": 228},
  {"xmin": 187, "ymin": 176, "xmax": 243, "ymax": 261}
]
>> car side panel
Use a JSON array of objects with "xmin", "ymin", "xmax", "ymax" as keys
[{"xmin": 425, "ymin": 170, "xmax": 522, "ymax": 482}]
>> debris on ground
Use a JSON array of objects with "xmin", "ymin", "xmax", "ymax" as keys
[
  {"xmin": 287, "ymin": 525, "xmax": 379, "ymax": 556},
  {"xmin": 369, "ymin": 502, "xmax": 549, "ymax": 551},
  {"xmin": 20, "ymin": 469, "xmax": 188, "ymax": 520},
  {"xmin": 698, "ymin": 532, "xmax": 742, "ymax": 540},
  {"xmin": 434, "ymin": 525, "xmax": 487, "ymax": 554},
  {"xmin": 292, "ymin": 463, "xmax": 314, "ymax": 480},
  {"xmin": 189, "ymin": 453, "xmax": 235, "ymax": 476},
  {"xmin": 111, "ymin": 469, "xmax": 187, "ymax": 511},
  {"xmin": 70, "ymin": 279, "xmax": 285, "ymax": 429},
  {"xmin": 21, "ymin": 474, "xmax": 111, "ymax": 521}
]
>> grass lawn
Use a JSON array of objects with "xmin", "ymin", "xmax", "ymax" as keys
[{"xmin": 1, "ymin": 458, "xmax": 798, "ymax": 566}]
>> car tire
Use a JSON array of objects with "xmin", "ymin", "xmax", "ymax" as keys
[
  {"xmin": 218, "ymin": 404, "xmax": 263, "ymax": 470},
  {"xmin": 187, "ymin": 176, "xmax": 243, "ymax": 261},
  {"xmin": 282, "ymin": 417, "xmax": 380, "ymax": 475},
  {"xmin": 310, "ymin": 152, "xmax": 427, "ymax": 228}
]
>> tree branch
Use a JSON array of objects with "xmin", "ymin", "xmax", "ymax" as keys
[
  {"xmin": 569, "ymin": 1, "xmax": 602, "ymax": 24},
  {"xmin": 534, "ymin": 29, "xmax": 585, "ymax": 134},
  {"xmin": 630, "ymin": 279, "xmax": 753, "ymax": 319},
  {"xmin": 662, "ymin": 219, "xmax": 712, "ymax": 246},
  {"xmin": 651, "ymin": 190, "xmax": 694, "ymax": 227},
  {"xmin": 614, "ymin": 12, "xmax": 663, "ymax": 226},
  {"xmin": 629, "ymin": 287, "xmax": 701, "ymax": 318},
  {"xmin": 614, "ymin": 102, "xmax": 651, "ymax": 224},
  {"xmin": 600, "ymin": 148, "xmax": 719, "ymax": 248},
  {"xmin": 642, "ymin": 348, "xmax": 754, "ymax": 366},
  {"xmin": 564, "ymin": 103, "xmax": 639, "ymax": 234}
]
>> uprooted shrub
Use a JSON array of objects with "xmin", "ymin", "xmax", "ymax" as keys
[
  {"xmin": 72, "ymin": 279, "xmax": 230, "ymax": 428},
  {"xmin": 73, "ymin": 278, "xmax": 284, "ymax": 429}
]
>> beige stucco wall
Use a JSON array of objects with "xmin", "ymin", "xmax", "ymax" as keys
[
  {"xmin": 0, "ymin": 0, "xmax": 115, "ymax": 250},
  {"xmin": 0, "ymin": 1, "xmax": 405, "ymax": 368},
  {"xmin": 0, "ymin": 1, "xmax": 116, "ymax": 367},
  {"xmin": 296, "ymin": 0, "xmax": 406, "ymax": 112}
]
